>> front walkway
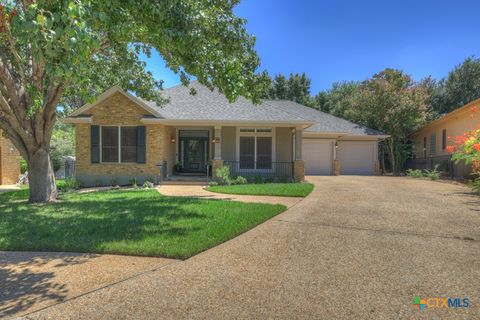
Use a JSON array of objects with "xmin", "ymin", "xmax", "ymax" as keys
[
  {"xmin": 0, "ymin": 185, "xmax": 19, "ymax": 193},
  {"xmin": 13, "ymin": 176, "xmax": 480, "ymax": 319},
  {"xmin": 156, "ymin": 185, "xmax": 302, "ymax": 208}
]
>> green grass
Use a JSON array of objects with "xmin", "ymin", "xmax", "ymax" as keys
[
  {"xmin": 207, "ymin": 183, "xmax": 314, "ymax": 197},
  {"xmin": 0, "ymin": 188, "xmax": 285, "ymax": 259}
]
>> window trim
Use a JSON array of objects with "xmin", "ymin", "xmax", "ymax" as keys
[
  {"xmin": 235, "ymin": 127, "xmax": 276, "ymax": 171},
  {"xmin": 99, "ymin": 125, "xmax": 141, "ymax": 164}
]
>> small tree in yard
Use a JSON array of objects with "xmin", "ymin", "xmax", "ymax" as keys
[
  {"xmin": 348, "ymin": 69, "xmax": 430, "ymax": 175},
  {"xmin": 0, "ymin": 0, "xmax": 266, "ymax": 202}
]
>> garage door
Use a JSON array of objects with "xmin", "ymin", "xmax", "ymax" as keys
[
  {"xmin": 302, "ymin": 139, "xmax": 333, "ymax": 175},
  {"xmin": 337, "ymin": 141, "xmax": 375, "ymax": 175}
]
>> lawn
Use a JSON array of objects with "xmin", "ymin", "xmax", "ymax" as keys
[
  {"xmin": 207, "ymin": 183, "xmax": 314, "ymax": 197},
  {"xmin": 0, "ymin": 188, "xmax": 285, "ymax": 259}
]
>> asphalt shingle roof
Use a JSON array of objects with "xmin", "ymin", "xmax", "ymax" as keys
[{"xmin": 140, "ymin": 82, "xmax": 384, "ymax": 136}]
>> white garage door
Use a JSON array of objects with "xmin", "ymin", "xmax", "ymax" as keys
[
  {"xmin": 302, "ymin": 139, "xmax": 333, "ymax": 175},
  {"xmin": 337, "ymin": 141, "xmax": 375, "ymax": 175}
]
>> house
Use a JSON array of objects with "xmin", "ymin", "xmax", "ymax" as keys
[
  {"xmin": 409, "ymin": 97, "xmax": 480, "ymax": 177},
  {"xmin": 64, "ymin": 82, "xmax": 387, "ymax": 186},
  {"xmin": 0, "ymin": 129, "xmax": 20, "ymax": 185}
]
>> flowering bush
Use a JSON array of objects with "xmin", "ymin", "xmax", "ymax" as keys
[{"xmin": 448, "ymin": 128, "xmax": 480, "ymax": 174}]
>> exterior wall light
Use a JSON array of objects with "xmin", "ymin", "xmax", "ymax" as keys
[{"xmin": 335, "ymin": 142, "xmax": 338, "ymax": 149}]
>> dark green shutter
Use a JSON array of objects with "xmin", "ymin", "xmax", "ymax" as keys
[
  {"xmin": 137, "ymin": 126, "xmax": 146, "ymax": 163},
  {"xmin": 91, "ymin": 125, "xmax": 100, "ymax": 163}
]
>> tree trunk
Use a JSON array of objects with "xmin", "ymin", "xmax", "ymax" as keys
[{"xmin": 27, "ymin": 148, "xmax": 57, "ymax": 203}]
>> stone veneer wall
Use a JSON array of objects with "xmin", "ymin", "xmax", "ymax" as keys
[
  {"xmin": 75, "ymin": 92, "xmax": 170, "ymax": 186},
  {"xmin": 0, "ymin": 129, "xmax": 20, "ymax": 185}
]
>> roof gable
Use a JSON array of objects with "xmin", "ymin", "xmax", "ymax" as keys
[{"xmin": 70, "ymin": 86, "xmax": 162, "ymax": 118}]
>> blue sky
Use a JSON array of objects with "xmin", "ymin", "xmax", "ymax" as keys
[{"xmin": 142, "ymin": 0, "xmax": 480, "ymax": 95}]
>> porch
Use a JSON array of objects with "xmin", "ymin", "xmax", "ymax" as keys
[{"xmin": 164, "ymin": 125, "xmax": 305, "ymax": 182}]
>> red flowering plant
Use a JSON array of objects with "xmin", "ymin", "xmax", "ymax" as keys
[{"xmin": 447, "ymin": 108, "xmax": 480, "ymax": 179}]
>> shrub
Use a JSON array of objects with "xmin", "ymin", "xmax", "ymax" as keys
[
  {"xmin": 143, "ymin": 180, "xmax": 155, "ymax": 189},
  {"xmin": 208, "ymin": 180, "xmax": 219, "ymax": 187},
  {"xmin": 215, "ymin": 166, "xmax": 232, "ymax": 185},
  {"xmin": 254, "ymin": 174, "xmax": 262, "ymax": 184},
  {"xmin": 130, "ymin": 178, "xmax": 138, "ymax": 188},
  {"xmin": 423, "ymin": 165, "xmax": 441, "ymax": 180},
  {"xmin": 406, "ymin": 169, "xmax": 423, "ymax": 178},
  {"xmin": 20, "ymin": 159, "xmax": 28, "ymax": 174},
  {"xmin": 57, "ymin": 178, "xmax": 80, "ymax": 192},
  {"xmin": 470, "ymin": 178, "xmax": 480, "ymax": 192},
  {"xmin": 233, "ymin": 176, "xmax": 248, "ymax": 185}
]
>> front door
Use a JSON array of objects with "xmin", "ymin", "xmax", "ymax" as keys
[{"xmin": 179, "ymin": 130, "xmax": 209, "ymax": 173}]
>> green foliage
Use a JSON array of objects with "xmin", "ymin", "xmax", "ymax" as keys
[
  {"xmin": 19, "ymin": 158, "xmax": 28, "ymax": 174},
  {"xmin": 263, "ymin": 73, "xmax": 313, "ymax": 106},
  {"xmin": 406, "ymin": 169, "xmax": 423, "ymax": 178},
  {"xmin": 232, "ymin": 176, "xmax": 248, "ymax": 185},
  {"xmin": 423, "ymin": 165, "xmax": 441, "ymax": 180},
  {"xmin": 469, "ymin": 178, "xmax": 480, "ymax": 192},
  {"xmin": 215, "ymin": 165, "xmax": 232, "ymax": 185},
  {"xmin": 207, "ymin": 183, "xmax": 314, "ymax": 197},
  {"xmin": 143, "ymin": 180, "xmax": 155, "ymax": 189},
  {"xmin": 313, "ymin": 81, "xmax": 360, "ymax": 116},
  {"xmin": 56, "ymin": 178, "xmax": 80, "ymax": 192},
  {"xmin": 130, "ymin": 178, "xmax": 138, "ymax": 188},
  {"xmin": 430, "ymin": 57, "xmax": 480, "ymax": 116},
  {"xmin": 347, "ymin": 69, "xmax": 430, "ymax": 174},
  {"xmin": 0, "ymin": 188, "xmax": 285, "ymax": 258}
]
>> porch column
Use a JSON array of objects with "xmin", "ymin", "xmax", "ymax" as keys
[
  {"xmin": 293, "ymin": 127, "xmax": 305, "ymax": 181},
  {"xmin": 294, "ymin": 127, "xmax": 302, "ymax": 160},
  {"xmin": 214, "ymin": 126, "xmax": 222, "ymax": 160},
  {"xmin": 212, "ymin": 126, "xmax": 223, "ymax": 179}
]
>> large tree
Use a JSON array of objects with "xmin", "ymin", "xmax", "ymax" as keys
[
  {"xmin": 313, "ymin": 81, "xmax": 359, "ymax": 116},
  {"xmin": 0, "ymin": 0, "xmax": 265, "ymax": 202},
  {"xmin": 431, "ymin": 56, "xmax": 480, "ymax": 116},
  {"xmin": 348, "ymin": 69, "xmax": 430, "ymax": 174},
  {"xmin": 262, "ymin": 72, "xmax": 313, "ymax": 106}
]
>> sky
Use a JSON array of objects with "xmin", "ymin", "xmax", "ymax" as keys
[{"xmin": 141, "ymin": 0, "xmax": 480, "ymax": 95}]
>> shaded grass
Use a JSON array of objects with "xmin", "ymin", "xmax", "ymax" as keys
[
  {"xmin": 0, "ymin": 189, "xmax": 285, "ymax": 259},
  {"xmin": 207, "ymin": 183, "xmax": 314, "ymax": 197}
]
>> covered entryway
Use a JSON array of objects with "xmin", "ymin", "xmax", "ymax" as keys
[
  {"xmin": 336, "ymin": 141, "xmax": 375, "ymax": 175},
  {"xmin": 302, "ymin": 139, "xmax": 333, "ymax": 175},
  {"xmin": 178, "ymin": 130, "xmax": 210, "ymax": 174}
]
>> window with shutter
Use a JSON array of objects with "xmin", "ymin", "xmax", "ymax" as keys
[
  {"xmin": 91, "ymin": 125, "xmax": 100, "ymax": 163},
  {"xmin": 429, "ymin": 134, "xmax": 436, "ymax": 155},
  {"xmin": 442, "ymin": 129, "xmax": 447, "ymax": 150}
]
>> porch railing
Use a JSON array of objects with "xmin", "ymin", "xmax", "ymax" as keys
[{"xmin": 223, "ymin": 161, "xmax": 294, "ymax": 182}]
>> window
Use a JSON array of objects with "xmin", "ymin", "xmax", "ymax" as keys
[
  {"xmin": 429, "ymin": 134, "xmax": 436, "ymax": 155},
  {"xmin": 121, "ymin": 127, "xmax": 137, "ymax": 163},
  {"xmin": 239, "ymin": 137, "xmax": 255, "ymax": 169},
  {"xmin": 99, "ymin": 126, "xmax": 142, "ymax": 163},
  {"xmin": 238, "ymin": 128, "xmax": 273, "ymax": 170},
  {"xmin": 442, "ymin": 129, "xmax": 447, "ymax": 150},
  {"xmin": 102, "ymin": 126, "xmax": 119, "ymax": 162}
]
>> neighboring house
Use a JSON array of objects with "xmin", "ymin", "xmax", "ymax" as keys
[
  {"xmin": 0, "ymin": 129, "xmax": 20, "ymax": 185},
  {"xmin": 64, "ymin": 82, "xmax": 387, "ymax": 186},
  {"xmin": 409, "ymin": 97, "xmax": 480, "ymax": 178}
]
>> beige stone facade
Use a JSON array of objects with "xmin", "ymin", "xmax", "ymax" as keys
[{"xmin": 0, "ymin": 130, "xmax": 20, "ymax": 185}]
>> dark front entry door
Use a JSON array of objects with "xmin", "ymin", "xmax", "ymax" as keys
[{"xmin": 179, "ymin": 130, "xmax": 209, "ymax": 173}]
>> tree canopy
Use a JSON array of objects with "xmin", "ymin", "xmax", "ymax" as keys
[{"xmin": 0, "ymin": 0, "xmax": 266, "ymax": 202}]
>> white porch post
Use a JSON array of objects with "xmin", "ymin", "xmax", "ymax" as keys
[
  {"xmin": 294, "ymin": 127, "xmax": 303, "ymax": 160},
  {"xmin": 214, "ymin": 126, "xmax": 222, "ymax": 160}
]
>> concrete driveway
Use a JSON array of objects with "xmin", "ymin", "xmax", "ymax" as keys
[{"xmin": 16, "ymin": 177, "xmax": 480, "ymax": 319}]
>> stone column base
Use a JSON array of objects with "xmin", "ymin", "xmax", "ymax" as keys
[
  {"xmin": 334, "ymin": 160, "xmax": 340, "ymax": 176},
  {"xmin": 212, "ymin": 159, "xmax": 224, "ymax": 179},
  {"xmin": 374, "ymin": 160, "xmax": 381, "ymax": 175},
  {"xmin": 293, "ymin": 160, "xmax": 305, "ymax": 182}
]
